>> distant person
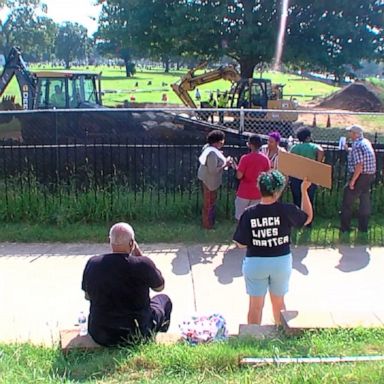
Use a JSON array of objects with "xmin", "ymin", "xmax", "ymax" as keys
[
  {"xmin": 51, "ymin": 85, "xmax": 66, "ymax": 108},
  {"xmin": 340, "ymin": 125, "xmax": 376, "ymax": 233},
  {"xmin": 233, "ymin": 171, "xmax": 313, "ymax": 325},
  {"xmin": 82, "ymin": 222, "xmax": 172, "ymax": 347},
  {"xmin": 195, "ymin": 88, "xmax": 201, "ymax": 101},
  {"xmin": 289, "ymin": 127, "xmax": 324, "ymax": 226},
  {"xmin": 198, "ymin": 130, "xmax": 233, "ymax": 229},
  {"xmin": 217, "ymin": 91, "xmax": 229, "ymax": 123},
  {"xmin": 260, "ymin": 131, "xmax": 286, "ymax": 169},
  {"xmin": 234, "ymin": 135, "xmax": 270, "ymax": 220}
]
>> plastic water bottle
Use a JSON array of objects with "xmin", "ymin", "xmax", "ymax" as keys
[{"xmin": 78, "ymin": 311, "xmax": 88, "ymax": 336}]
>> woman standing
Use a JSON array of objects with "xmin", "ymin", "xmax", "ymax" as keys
[
  {"xmin": 198, "ymin": 130, "xmax": 232, "ymax": 229},
  {"xmin": 234, "ymin": 134, "xmax": 270, "ymax": 221},
  {"xmin": 260, "ymin": 131, "xmax": 286, "ymax": 169},
  {"xmin": 233, "ymin": 170, "xmax": 312, "ymax": 325},
  {"xmin": 289, "ymin": 128, "xmax": 324, "ymax": 226}
]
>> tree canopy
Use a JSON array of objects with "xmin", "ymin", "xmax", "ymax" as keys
[
  {"xmin": 95, "ymin": 0, "xmax": 383, "ymax": 80},
  {"xmin": 285, "ymin": 0, "xmax": 384, "ymax": 81}
]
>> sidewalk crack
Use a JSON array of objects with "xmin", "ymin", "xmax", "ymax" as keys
[{"xmin": 187, "ymin": 246, "xmax": 197, "ymax": 312}]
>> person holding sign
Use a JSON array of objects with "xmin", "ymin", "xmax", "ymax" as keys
[{"xmin": 233, "ymin": 170, "xmax": 312, "ymax": 325}]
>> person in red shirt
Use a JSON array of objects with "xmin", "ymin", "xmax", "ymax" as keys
[{"xmin": 234, "ymin": 135, "xmax": 271, "ymax": 220}]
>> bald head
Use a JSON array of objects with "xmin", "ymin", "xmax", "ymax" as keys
[{"xmin": 109, "ymin": 222, "xmax": 135, "ymax": 251}]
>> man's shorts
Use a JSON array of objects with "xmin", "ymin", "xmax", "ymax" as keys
[
  {"xmin": 242, "ymin": 253, "xmax": 292, "ymax": 296},
  {"xmin": 235, "ymin": 197, "xmax": 260, "ymax": 220}
]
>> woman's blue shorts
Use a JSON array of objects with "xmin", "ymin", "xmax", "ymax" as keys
[{"xmin": 242, "ymin": 253, "xmax": 292, "ymax": 296}]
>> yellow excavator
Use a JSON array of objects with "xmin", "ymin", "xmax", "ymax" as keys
[{"xmin": 171, "ymin": 62, "xmax": 298, "ymax": 124}]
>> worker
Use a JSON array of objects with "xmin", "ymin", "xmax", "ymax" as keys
[
  {"xmin": 51, "ymin": 85, "xmax": 66, "ymax": 108},
  {"xmin": 217, "ymin": 91, "xmax": 229, "ymax": 123},
  {"xmin": 207, "ymin": 93, "xmax": 216, "ymax": 123},
  {"xmin": 241, "ymin": 87, "xmax": 250, "ymax": 108}
]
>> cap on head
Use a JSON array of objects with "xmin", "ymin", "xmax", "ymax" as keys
[
  {"xmin": 346, "ymin": 125, "xmax": 364, "ymax": 135},
  {"xmin": 109, "ymin": 222, "xmax": 135, "ymax": 246}
]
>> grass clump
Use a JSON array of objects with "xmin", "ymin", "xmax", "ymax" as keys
[{"xmin": 1, "ymin": 329, "xmax": 384, "ymax": 383}]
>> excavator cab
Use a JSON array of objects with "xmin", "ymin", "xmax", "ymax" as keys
[
  {"xmin": 35, "ymin": 72, "xmax": 102, "ymax": 109},
  {"xmin": 230, "ymin": 79, "xmax": 272, "ymax": 109},
  {"xmin": 0, "ymin": 47, "xmax": 103, "ymax": 110}
]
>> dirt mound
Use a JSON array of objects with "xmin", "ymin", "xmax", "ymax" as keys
[{"xmin": 317, "ymin": 82, "xmax": 383, "ymax": 112}]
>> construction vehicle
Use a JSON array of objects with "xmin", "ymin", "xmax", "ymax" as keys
[
  {"xmin": 171, "ymin": 62, "xmax": 298, "ymax": 126},
  {"xmin": 0, "ymin": 47, "xmax": 115, "ymax": 143},
  {"xmin": 0, "ymin": 46, "xmax": 103, "ymax": 110}
]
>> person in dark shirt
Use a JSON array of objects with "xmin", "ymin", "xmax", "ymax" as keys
[
  {"xmin": 82, "ymin": 222, "xmax": 172, "ymax": 346},
  {"xmin": 233, "ymin": 170, "xmax": 312, "ymax": 325}
]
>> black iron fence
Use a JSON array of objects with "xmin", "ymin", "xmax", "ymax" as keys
[{"xmin": 0, "ymin": 141, "xmax": 383, "ymax": 222}]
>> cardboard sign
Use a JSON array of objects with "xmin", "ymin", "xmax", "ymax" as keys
[{"xmin": 277, "ymin": 151, "xmax": 332, "ymax": 189}]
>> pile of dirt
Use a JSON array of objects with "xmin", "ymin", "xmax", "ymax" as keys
[{"xmin": 316, "ymin": 81, "xmax": 383, "ymax": 112}]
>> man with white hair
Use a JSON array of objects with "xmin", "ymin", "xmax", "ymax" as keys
[
  {"xmin": 82, "ymin": 222, "xmax": 172, "ymax": 346},
  {"xmin": 340, "ymin": 125, "xmax": 376, "ymax": 233}
]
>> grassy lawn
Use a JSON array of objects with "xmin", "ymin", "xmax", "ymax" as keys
[
  {"xmin": 0, "ymin": 217, "xmax": 383, "ymax": 246},
  {"xmin": 1, "ymin": 328, "xmax": 384, "ymax": 383},
  {"xmin": 2, "ymin": 65, "xmax": 339, "ymax": 107}
]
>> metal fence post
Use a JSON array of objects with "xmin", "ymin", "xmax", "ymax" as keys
[{"xmin": 239, "ymin": 107, "xmax": 244, "ymax": 134}]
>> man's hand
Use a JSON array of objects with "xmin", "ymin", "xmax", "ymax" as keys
[
  {"xmin": 349, "ymin": 180, "xmax": 355, "ymax": 190},
  {"xmin": 131, "ymin": 240, "xmax": 143, "ymax": 256}
]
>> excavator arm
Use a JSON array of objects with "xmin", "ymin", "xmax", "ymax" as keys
[
  {"xmin": 0, "ymin": 47, "xmax": 37, "ymax": 109},
  {"xmin": 172, "ymin": 62, "xmax": 241, "ymax": 108}
]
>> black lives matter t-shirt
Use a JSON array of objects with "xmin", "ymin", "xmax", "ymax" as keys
[
  {"xmin": 82, "ymin": 253, "xmax": 164, "ymax": 328},
  {"xmin": 233, "ymin": 202, "xmax": 308, "ymax": 257}
]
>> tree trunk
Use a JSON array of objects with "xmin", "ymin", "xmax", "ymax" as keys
[
  {"xmin": 163, "ymin": 58, "xmax": 170, "ymax": 73},
  {"xmin": 124, "ymin": 58, "xmax": 132, "ymax": 77},
  {"xmin": 239, "ymin": 59, "xmax": 255, "ymax": 79}
]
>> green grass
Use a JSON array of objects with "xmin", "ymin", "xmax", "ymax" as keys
[
  {"xmin": 2, "ymin": 65, "xmax": 338, "ymax": 107},
  {"xmin": 0, "ymin": 218, "xmax": 383, "ymax": 246},
  {"xmin": 1, "ymin": 328, "xmax": 384, "ymax": 383}
]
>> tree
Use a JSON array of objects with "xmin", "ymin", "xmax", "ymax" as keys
[
  {"xmin": 94, "ymin": 0, "xmax": 383, "ymax": 80},
  {"xmin": 95, "ymin": 0, "xmax": 146, "ymax": 77},
  {"xmin": 0, "ymin": 0, "xmax": 51, "ymax": 58},
  {"xmin": 55, "ymin": 22, "xmax": 89, "ymax": 68},
  {"xmin": 285, "ymin": 0, "xmax": 384, "ymax": 82}
]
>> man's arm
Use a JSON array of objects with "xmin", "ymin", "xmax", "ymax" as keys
[
  {"xmin": 84, "ymin": 291, "xmax": 90, "ymax": 300},
  {"xmin": 349, "ymin": 163, "xmax": 363, "ymax": 190}
]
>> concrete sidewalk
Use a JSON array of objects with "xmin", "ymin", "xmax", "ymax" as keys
[{"xmin": 0, "ymin": 242, "xmax": 383, "ymax": 346}]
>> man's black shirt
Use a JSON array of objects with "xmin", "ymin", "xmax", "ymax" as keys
[{"xmin": 82, "ymin": 253, "xmax": 164, "ymax": 343}]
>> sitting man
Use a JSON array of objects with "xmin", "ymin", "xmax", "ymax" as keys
[
  {"xmin": 51, "ymin": 85, "xmax": 66, "ymax": 108},
  {"xmin": 81, "ymin": 222, "xmax": 172, "ymax": 346}
]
